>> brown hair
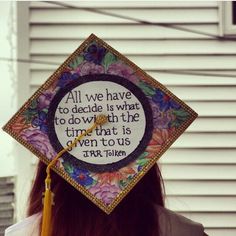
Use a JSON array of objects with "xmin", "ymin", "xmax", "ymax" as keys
[{"xmin": 28, "ymin": 161, "xmax": 165, "ymax": 236}]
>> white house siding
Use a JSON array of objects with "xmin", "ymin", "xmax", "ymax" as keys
[{"xmin": 16, "ymin": 1, "xmax": 236, "ymax": 235}]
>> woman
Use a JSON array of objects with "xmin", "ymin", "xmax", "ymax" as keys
[{"xmin": 5, "ymin": 161, "xmax": 208, "ymax": 236}]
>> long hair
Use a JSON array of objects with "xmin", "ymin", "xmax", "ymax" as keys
[{"xmin": 28, "ymin": 161, "xmax": 165, "ymax": 236}]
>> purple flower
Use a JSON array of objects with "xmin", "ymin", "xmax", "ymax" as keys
[
  {"xmin": 31, "ymin": 110, "xmax": 48, "ymax": 133},
  {"xmin": 71, "ymin": 168, "xmax": 94, "ymax": 187},
  {"xmin": 89, "ymin": 183, "xmax": 120, "ymax": 205},
  {"xmin": 57, "ymin": 72, "xmax": 79, "ymax": 88},
  {"xmin": 107, "ymin": 62, "xmax": 139, "ymax": 84},
  {"xmin": 149, "ymin": 99, "xmax": 173, "ymax": 129},
  {"xmin": 152, "ymin": 89, "xmax": 180, "ymax": 112},
  {"xmin": 84, "ymin": 44, "xmax": 106, "ymax": 65},
  {"xmin": 37, "ymin": 90, "xmax": 56, "ymax": 110},
  {"xmin": 21, "ymin": 128, "xmax": 56, "ymax": 160},
  {"xmin": 76, "ymin": 61, "xmax": 105, "ymax": 75}
]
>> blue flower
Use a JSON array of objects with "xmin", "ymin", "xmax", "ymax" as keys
[
  {"xmin": 71, "ymin": 168, "xmax": 94, "ymax": 186},
  {"xmin": 32, "ymin": 110, "xmax": 48, "ymax": 133},
  {"xmin": 152, "ymin": 89, "xmax": 180, "ymax": 112},
  {"xmin": 57, "ymin": 72, "xmax": 79, "ymax": 88},
  {"xmin": 137, "ymin": 165, "xmax": 143, "ymax": 172},
  {"xmin": 84, "ymin": 44, "xmax": 106, "ymax": 65}
]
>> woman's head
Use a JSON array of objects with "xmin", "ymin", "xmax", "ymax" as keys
[{"xmin": 28, "ymin": 161, "xmax": 165, "ymax": 236}]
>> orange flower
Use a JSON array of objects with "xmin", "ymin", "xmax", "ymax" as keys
[
  {"xmin": 96, "ymin": 165, "xmax": 136, "ymax": 184},
  {"xmin": 9, "ymin": 116, "xmax": 31, "ymax": 135},
  {"xmin": 146, "ymin": 128, "xmax": 174, "ymax": 158}
]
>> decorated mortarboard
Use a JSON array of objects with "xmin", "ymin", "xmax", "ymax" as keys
[{"xmin": 3, "ymin": 34, "xmax": 197, "ymax": 217}]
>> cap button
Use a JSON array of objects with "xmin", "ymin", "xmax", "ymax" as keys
[{"xmin": 95, "ymin": 114, "xmax": 108, "ymax": 126}]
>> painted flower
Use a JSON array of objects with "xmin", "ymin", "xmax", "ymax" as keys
[
  {"xmin": 89, "ymin": 183, "xmax": 120, "ymax": 205},
  {"xmin": 71, "ymin": 168, "xmax": 94, "ymax": 187},
  {"xmin": 152, "ymin": 89, "xmax": 180, "ymax": 112},
  {"xmin": 21, "ymin": 128, "xmax": 56, "ymax": 160},
  {"xmin": 96, "ymin": 165, "xmax": 136, "ymax": 184},
  {"xmin": 145, "ymin": 128, "xmax": 173, "ymax": 158},
  {"xmin": 149, "ymin": 99, "xmax": 173, "ymax": 129},
  {"xmin": 84, "ymin": 43, "xmax": 106, "ymax": 65},
  {"xmin": 76, "ymin": 61, "xmax": 104, "ymax": 76},
  {"xmin": 37, "ymin": 90, "xmax": 56, "ymax": 110},
  {"xmin": 31, "ymin": 110, "xmax": 48, "ymax": 133},
  {"xmin": 107, "ymin": 62, "xmax": 139, "ymax": 84},
  {"xmin": 57, "ymin": 71, "xmax": 79, "ymax": 88},
  {"xmin": 10, "ymin": 116, "xmax": 31, "ymax": 135}
]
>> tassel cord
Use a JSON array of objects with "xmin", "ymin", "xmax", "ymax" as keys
[{"xmin": 41, "ymin": 115, "xmax": 108, "ymax": 236}]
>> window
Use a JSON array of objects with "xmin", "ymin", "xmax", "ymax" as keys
[{"xmin": 222, "ymin": 1, "xmax": 236, "ymax": 35}]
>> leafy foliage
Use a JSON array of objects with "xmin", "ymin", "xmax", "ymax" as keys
[
  {"xmin": 102, "ymin": 52, "xmax": 118, "ymax": 71},
  {"xmin": 171, "ymin": 108, "xmax": 190, "ymax": 127},
  {"xmin": 69, "ymin": 56, "xmax": 84, "ymax": 70}
]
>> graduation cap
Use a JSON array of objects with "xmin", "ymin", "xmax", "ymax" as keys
[{"xmin": 3, "ymin": 34, "xmax": 197, "ymax": 235}]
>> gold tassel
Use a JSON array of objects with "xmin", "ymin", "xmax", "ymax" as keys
[
  {"xmin": 40, "ymin": 115, "xmax": 108, "ymax": 236},
  {"xmin": 41, "ymin": 178, "xmax": 53, "ymax": 236}
]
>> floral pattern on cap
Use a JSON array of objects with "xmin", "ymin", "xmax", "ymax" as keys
[{"xmin": 4, "ymin": 36, "xmax": 196, "ymax": 211}]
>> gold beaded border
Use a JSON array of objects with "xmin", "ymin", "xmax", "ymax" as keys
[{"xmin": 3, "ymin": 34, "xmax": 197, "ymax": 214}]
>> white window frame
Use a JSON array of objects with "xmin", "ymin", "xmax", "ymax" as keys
[{"xmin": 221, "ymin": 1, "xmax": 236, "ymax": 36}]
